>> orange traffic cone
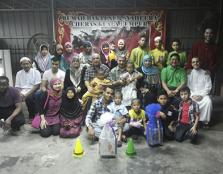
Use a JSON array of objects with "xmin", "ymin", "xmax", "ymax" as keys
[{"xmin": 73, "ymin": 138, "xmax": 84, "ymax": 158}]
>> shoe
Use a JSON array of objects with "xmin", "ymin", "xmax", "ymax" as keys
[
  {"xmin": 117, "ymin": 140, "xmax": 122, "ymax": 147},
  {"xmin": 0, "ymin": 119, "xmax": 5, "ymax": 128}
]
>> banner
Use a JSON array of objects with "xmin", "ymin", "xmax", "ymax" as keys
[{"xmin": 56, "ymin": 10, "xmax": 166, "ymax": 53}]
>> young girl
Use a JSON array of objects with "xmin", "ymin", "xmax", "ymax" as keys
[
  {"xmin": 167, "ymin": 39, "xmax": 187, "ymax": 67},
  {"xmin": 116, "ymin": 39, "xmax": 130, "ymax": 60},
  {"xmin": 120, "ymin": 62, "xmax": 142, "ymax": 108},
  {"xmin": 124, "ymin": 99, "xmax": 146, "ymax": 139},
  {"xmin": 63, "ymin": 42, "xmax": 75, "ymax": 66},
  {"xmin": 60, "ymin": 87, "xmax": 83, "ymax": 138},
  {"xmin": 38, "ymin": 78, "xmax": 62, "ymax": 138},
  {"xmin": 107, "ymin": 91, "xmax": 128, "ymax": 147}
]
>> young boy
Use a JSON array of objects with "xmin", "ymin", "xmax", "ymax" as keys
[
  {"xmin": 157, "ymin": 90, "xmax": 178, "ymax": 140},
  {"xmin": 107, "ymin": 91, "xmax": 128, "ymax": 147},
  {"xmin": 175, "ymin": 87, "xmax": 199, "ymax": 144}
]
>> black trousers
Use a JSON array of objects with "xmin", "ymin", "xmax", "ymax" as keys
[
  {"xmin": 175, "ymin": 123, "xmax": 197, "ymax": 143},
  {"xmin": 40, "ymin": 124, "xmax": 60, "ymax": 138},
  {"xmin": 124, "ymin": 126, "xmax": 145, "ymax": 137},
  {"xmin": 25, "ymin": 93, "xmax": 36, "ymax": 119}
]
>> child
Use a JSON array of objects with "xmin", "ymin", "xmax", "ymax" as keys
[
  {"xmin": 60, "ymin": 87, "xmax": 83, "ymax": 138},
  {"xmin": 150, "ymin": 36, "xmax": 168, "ymax": 70},
  {"xmin": 157, "ymin": 90, "xmax": 178, "ymax": 140},
  {"xmin": 175, "ymin": 86, "xmax": 199, "ymax": 144},
  {"xmin": 167, "ymin": 39, "xmax": 187, "ymax": 67},
  {"xmin": 120, "ymin": 62, "xmax": 142, "ymax": 108},
  {"xmin": 116, "ymin": 39, "xmax": 130, "ymax": 60},
  {"xmin": 124, "ymin": 99, "xmax": 146, "ymax": 139},
  {"xmin": 82, "ymin": 69, "xmax": 111, "ymax": 110},
  {"xmin": 107, "ymin": 91, "xmax": 128, "ymax": 147}
]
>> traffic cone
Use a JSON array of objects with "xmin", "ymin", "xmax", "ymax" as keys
[
  {"xmin": 73, "ymin": 138, "xmax": 84, "ymax": 158},
  {"xmin": 125, "ymin": 138, "xmax": 136, "ymax": 157}
]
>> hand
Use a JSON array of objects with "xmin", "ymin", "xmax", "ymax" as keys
[
  {"xmin": 87, "ymin": 86, "xmax": 94, "ymax": 93},
  {"xmin": 40, "ymin": 118, "xmax": 48, "ymax": 129},
  {"xmin": 167, "ymin": 90, "xmax": 174, "ymax": 97},
  {"xmin": 190, "ymin": 126, "xmax": 197, "ymax": 135},
  {"xmin": 192, "ymin": 95, "xmax": 203, "ymax": 101},
  {"xmin": 4, "ymin": 118, "xmax": 12, "ymax": 131},
  {"xmin": 172, "ymin": 89, "xmax": 179, "ymax": 95},
  {"xmin": 20, "ymin": 93, "xmax": 26, "ymax": 102},
  {"xmin": 159, "ymin": 112, "xmax": 166, "ymax": 119},
  {"xmin": 76, "ymin": 87, "xmax": 81, "ymax": 92},
  {"xmin": 41, "ymin": 87, "xmax": 47, "ymax": 92},
  {"xmin": 88, "ymin": 126, "xmax": 95, "ymax": 139}
]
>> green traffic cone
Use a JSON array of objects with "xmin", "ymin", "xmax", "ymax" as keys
[{"xmin": 126, "ymin": 138, "xmax": 136, "ymax": 156}]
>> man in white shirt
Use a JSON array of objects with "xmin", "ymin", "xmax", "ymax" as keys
[
  {"xmin": 41, "ymin": 56, "xmax": 65, "ymax": 91},
  {"xmin": 187, "ymin": 57, "xmax": 212, "ymax": 128},
  {"xmin": 15, "ymin": 57, "xmax": 41, "ymax": 119}
]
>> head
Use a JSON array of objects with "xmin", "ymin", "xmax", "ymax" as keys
[
  {"xmin": 56, "ymin": 44, "xmax": 63, "ymax": 56},
  {"xmin": 138, "ymin": 35, "xmax": 147, "ymax": 48},
  {"xmin": 171, "ymin": 39, "xmax": 181, "ymax": 51},
  {"xmin": 51, "ymin": 56, "xmax": 60, "ymax": 73},
  {"xmin": 179, "ymin": 86, "xmax": 190, "ymax": 102},
  {"xmin": 131, "ymin": 99, "xmax": 141, "ymax": 113},
  {"xmin": 117, "ymin": 55, "xmax": 126, "ymax": 69},
  {"xmin": 40, "ymin": 44, "xmax": 49, "ymax": 57},
  {"xmin": 96, "ymin": 69, "xmax": 106, "ymax": 80},
  {"xmin": 169, "ymin": 53, "xmax": 180, "ymax": 68},
  {"xmin": 0, "ymin": 76, "xmax": 9, "ymax": 93},
  {"xmin": 142, "ymin": 54, "xmax": 153, "ymax": 68},
  {"xmin": 103, "ymin": 86, "xmax": 114, "ymax": 102},
  {"xmin": 20, "ymin": 57, "xmax": 32, "ymax": 72},
  {"xmin": 204, "ymin": 28, "xmax": 214, "ymax": 43},
  {"xmin": 64, "ymin": 42, "xmax": 73, "ymax": 54},
  {"xmin": 83, "ymin": 41, "xmax": 92, "ymax": 54},
  {"xmin": 109, "ymin": 41, "xmax": 116, "ymax": 51},
  {"xmin": 101, "ymin": 42, "xmax": 110, "ymax": 54},
  {"xmin": 114, "ymin": 91, "xmax": 123, "ymax": 105},
  {"xmin": 50, "ymin": 78, "xmax": 62, "ymax": 92},
  {"xmin": 66, "ymin": 87, "xmax": 76, "ymax": 99},
  {"xmin": 117, "ymin": 39, "xmax": 125, "ymax": 50},
  {"xmin": 92, "ymin": 53, "xmax": 101, "ymax": 66},
  {"xmin": 154, "ymin": 36, "xmax": 162, "ymax": 49},
  {"xmin": 126, "ymin": 62, "xmax": 134, "ymax": 74},
  {"xmin": 71, "ymin": 55, "xmax": 80, "ymax": 69},
  {"xmin": 157, "ymin": 90, "xmax": 168, "ymax": 106},
  {"xmin": 191, "ymin": 57, "xmax": 200, "ymax": 70}
]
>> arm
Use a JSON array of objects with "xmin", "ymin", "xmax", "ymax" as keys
[{"xmin": 5, "ymin": 103, "xmax": 22, "ymax": 129}]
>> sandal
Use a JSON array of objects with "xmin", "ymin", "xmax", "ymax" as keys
[{"xmin": 121, "ymin": 135, "xmax": 127, "ymax": 143}]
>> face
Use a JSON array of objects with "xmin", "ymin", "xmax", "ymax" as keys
[
  {"xmin": 117, "ymin": 57, "xmax": 126, "ymax": 69},
  {"xmin": 0, "ymin": 79, "xmax": 9, "ymax": 93},
  {"xmin": 170, "ymin": 56, "xmax": 179, "ymax": 67},
  {"xmin": 21, "ymin": 60, "xmax": 31, "ymax": 72},
  {"xmin": 143, "ymin": 59, "xmax": 152, "ymax": 67},
  {"xmin": 85, "ymin": 46, "xmax": 92, "ymax": 53},
  {"xmin": 155, "ymin": 40, "xmax": 162, "ymax": 49},
  {"xmin": 96, "ymin": 73, "xmax": 105, "ymax": 80},
  {"xmin": 204, "ymin": 28, "xmax": 213, "ymax": 43},
  {"xmin": 103, "ymin": 87, "xmax": 114, "ymax": 102},
  {"xmin": 180, "ymin": 91, "xmax": 190, "ymax": 102},
  {"xmin": 114, "ymin": 95, "xmax": 122, "ymax": 105},
  {"xmin": 41, "ymin": 48, "xmax": 48, "ymax": 56},
  {"xmin": 67, "ymin": 90, "xmax": 75, "ymax": 99},
  {"xmin": 56, "ymin": 48, "xmax": 63, "ymax": 55},
  {"xmin": 51, "ymin": 61, "xmax": 60, "ymax": 72},
  {"xmin": 126, "ymin": 64, "xmax": 134, "ymax": 73},
  {"xmin": 132, "ymin": 101, "xmax": 141, "ymax": 112},
  {"xmin": 118, "ymin": 40, "xmax": 125, "ymax": 50},
  {"xmin": 172, "ymin": 41, "xmax": 180, "ymax": 51},
  {"xmin": 71, "ymin": 59, "xmax": 80, "ymax": 68},
  {"xmin": 110, "ymin": 43, "xmax": 116, "ymax": 51},
  {"xmin": 65, "ymin": 45, "xmax": 73, "ymax": 53},
  {"xmin": 102, "ymin": 45, "xmax": 109, "ymax": 53},
  {"xmin": 52, "ymin": 81, "xmax": 62, "ymax": 91},
  {"xmin": 138, "ymin": 37, "xmax": 146, "ymax": 47},
  {"xmin": 191, "ymin": 57, "xmax": 200, "ymax": 70},
  {"xmin": 92, "ymin": 54, "xmax": 100, "ymax": 66},
  {"xmin": 157, "ymin": 95, "xmax": 168, "ymax": 106}
]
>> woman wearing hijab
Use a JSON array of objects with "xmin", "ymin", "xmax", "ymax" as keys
[
  {"xmin": 60, "ymin": 87, "xmax": 83, "ymax": 138},
  {"xmin": 137, "ymin": 54, "xmax": 160, "ymax": 107},
  {"xmin": 54, "ymin": 43, "xmax": 68, "ymax": 72},
  {"xmin": 37, "ymin": 78, "xmax": 62, "ymax": 137},
  {"xmin": 64, "ymin": 55, "xmax": 87, "ymax": 99},
  {"xmin": 63, "ymin": 42, "xmax": 76, "ymax": 67},
  {"xmin": 33, "ymin": 44, "xmax": 52, "ymax": 74}
]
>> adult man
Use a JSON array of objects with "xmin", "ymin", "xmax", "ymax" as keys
[
  {"xmin": 130, "ymin": 35, "xmax": 150, "ymax": 68},
  {"xmin": 0, "ymin": 76, "xmax": 25, "ymax": 132},
  {"xmin": 15, "ymin": 57, "xmax": 41, "ymax": 120},
  {"xmin": 187, "ymin": 57, "xmax": 212, "ymax": 128},
  {"xmin": 41, "ymin": 56, "xmax": 65, "ymax": 91},
  {"xmin": 79, "ymin": 41, "xmax": 92, "ymax": 67},
  {"xmin": 161, "ymin": 53, "xmax": 186, "ymax": 107},
  {"xmin": 85, "ymin": 86, "xmax": 114, "ymax": 139},
  {"xmin": 109, "ymin": 55, "xmax": 127, "ymax": 92}
]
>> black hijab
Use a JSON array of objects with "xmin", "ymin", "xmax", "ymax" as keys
[{"xmin": 60, "ymin": 87, "xmax": 82, "ymax": 118}]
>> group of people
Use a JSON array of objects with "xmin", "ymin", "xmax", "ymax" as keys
[{"xmin": 0, "ymin": 27, "xmax": 219, "ymax": 147}]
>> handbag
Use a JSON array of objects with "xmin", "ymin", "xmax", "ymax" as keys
[{"xmin": 31, "ymin": 92, "xmax": 49, "ymax": 128}]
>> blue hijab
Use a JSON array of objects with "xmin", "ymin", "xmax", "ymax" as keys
[{"xmin": 141, "ymin": 54, "xmax": 159, "ymax": 75}]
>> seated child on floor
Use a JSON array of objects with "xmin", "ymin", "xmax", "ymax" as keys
[
  {"xmin": 175, "ymin": 86, "xmax": 199, "ymax": 144},
  {"xmin": 124, "ymin": 99, "xmax": 146, "ymax": 139},
  {"xmin": 107, "ymin": 91, "xmax": 128, "ymax": 147}
]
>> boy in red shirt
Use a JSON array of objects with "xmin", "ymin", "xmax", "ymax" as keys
[{"xmin": 175, "ymin": 87, "xmax": 199, "ymax": 144}]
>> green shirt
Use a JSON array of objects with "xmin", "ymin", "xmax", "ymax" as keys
[
  {"xmin": 161, "ymin": 65, "xmax": 186, "ymax": 89},
  {"xmin": 130, "ymin": 47, "xmax": 149, "ymax": 68},
  {"xmin": 167, "ymin": 51, "xmax": 187, "ymax": 67}
]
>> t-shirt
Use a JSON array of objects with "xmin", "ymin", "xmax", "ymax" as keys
[
  {"xmin": 0, "ymin": 87, "xmax": 21, "ymax": 107},
  {"xmin": 129, "ymin": 109, "xmax": 145, "ymax": 121},
  {"xmin": 107, "ymin": 102, "xmax": 128, "ymax": 118},
  {"xmin": 180, "ymin": 102, "xmax": 190, "ymax": 124}
]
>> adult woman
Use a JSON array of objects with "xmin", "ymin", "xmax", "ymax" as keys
[
  {"xmin": 38, "ymin": 78, "xmax": 62, "ymax": 137},
  {"xmin": 63, "ymin": 56, "xmax": 87, "ymax": 99},
  {"xmin": 137, "ymin": 54, "xmax": 160, "ymax": 107}
]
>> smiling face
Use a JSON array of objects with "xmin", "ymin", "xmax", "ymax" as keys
[
  {"xmin": 103, "ymin": 87, "xmax": 114, "ymax": 102},
  {"xmin": 118, "ymin": 39, "xmax": 125, "ymax": 50},
  {"xmin": 204, "ymin": 28, "xmax": 214, "ymax": 43},
  {"xmin": 171, "ymin": 41, "xmax": 180, "ymax": 51},
  {"xmin": 131, "ymin": 100, "xmax": 141, "ymax": 113},
  {"xmin": 21, "ymin": 60, "xmax": 31, "ymax": 72},
  {"xmin": 170, "ymin": 55, "xmax": 179, "ymax": 68},
  {"xmin": 51, "ymin": 80, "xmax": 62, "ymax": 91},
  {"xmin": 191, "ymin": 57, "xmax": 200, "ymax": 70},
  {"xmin": 66, "ymin": 89, "xmax": 75, "ymax": 99},
  {"xmin": 41, "ymin": 47, "xmax": 48, "ymax": 57}
]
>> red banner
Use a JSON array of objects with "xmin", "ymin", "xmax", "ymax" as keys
[{"xmin": 56, "ymin": 10, "xmax": 166, "ymax": 52}]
